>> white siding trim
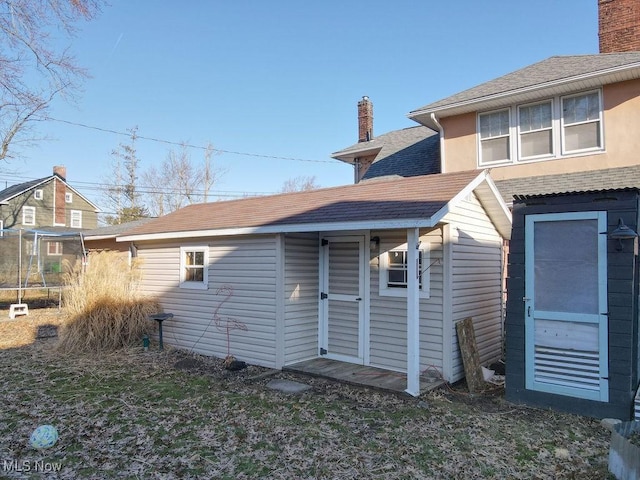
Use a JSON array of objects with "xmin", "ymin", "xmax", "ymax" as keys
[
  {"xmin": 442, "ymin": 223, "xmax": 454, "ymax": 381},
  {"xmin": 275, "ymin": 233, "xmax": 285, "ymax": 369},
  {"xmin": 406, "ymin": 227, "xmax": 420, "ymax": 396}
]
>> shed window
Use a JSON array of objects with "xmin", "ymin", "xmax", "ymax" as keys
[
  {"xmin": 180, "ymin": 246, "xmax": 208, "ymax": 290},
  {"xmin": 379, "ymin": 243, "xmax": 430, "ymax": 298}
]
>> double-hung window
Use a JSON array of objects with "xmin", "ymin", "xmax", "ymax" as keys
[
  {"xmin": 70, "ymin": 210, "xmax": 82, "ymax": 228},
  {"xmin": 562, "ymin": 91, "xmax": 602, "ymax": 153},
  {"xmin": 48, "ymin": 241, "xmax": 63, "ymax": 256},
  {"xmin": 479, "ymin": 109, "xmax": 510, "ymax": 164},
  {"xmin": 518, "ymin": 101, "xmax": 553, "ymax": 159},
  {"xmin": 22, "ymin": 206, "xmax": 36, "ymax": 226},
  {"xmin": 180, "ymin": 246, "xmax": 208, "ymax": 289},
  {"xmin": 477, "ymin": 89, "xmax": 603, "ymax": 165},
  {"xmin": 379, "ymin": 244, "xmax": 430, "ymax": 298}
]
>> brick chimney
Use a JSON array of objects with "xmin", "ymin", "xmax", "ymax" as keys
[
  {"xmin": 357, "ymin": 96, "xmax": 373, "ymax": 142},
  {"xmin": 53, "ymin": 165, "xmax": 67, "ymax": 225},
  {"xmin": 599, "ymin": 0, "xmax": 640, "ymax": 53}
]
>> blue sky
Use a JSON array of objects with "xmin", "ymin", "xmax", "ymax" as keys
[{"xmin": 1, "ymin": 1, "xmax": 599, "ymax": 211}]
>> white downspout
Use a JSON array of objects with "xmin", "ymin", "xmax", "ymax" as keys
[{"xmin": 430, "ymin": 113, "xmax": 445, "ymax": 174}]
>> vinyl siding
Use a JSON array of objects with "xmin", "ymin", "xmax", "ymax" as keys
[
  {"xmin": 284, "ymin": 233, "xmax": 319, "ymax": 364},
  {"xmin": 137, "ymin": 236, "xmax": 279, "ymax": 368},
  {"xmin": 0, "ymin": 179, "xmax": 97, "ymax": 230},
  {"xmin": 369, "ymin": 228, "xmax": 444, "ymax": 374},
  {"xmin": 445, "ymin": 191, "xmax": 504, "ymax": 382}
]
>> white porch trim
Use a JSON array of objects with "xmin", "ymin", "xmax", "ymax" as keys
[{"xmin": 406, "ymin": 227, "xmax": 421, "ymax": 396}]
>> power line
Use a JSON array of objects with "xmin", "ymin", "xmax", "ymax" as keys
[
  {"xmin": 0, "ymin": 173, "xmax": 277, "ymax": 198},
  {"xmin": 43, "ymin": 116, "xmax": 336, "ymax": 164}
]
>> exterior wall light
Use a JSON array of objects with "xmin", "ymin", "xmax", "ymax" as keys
[{"xmin": 609, "ymin": 218, "xmax": 638, "ymax": 251}]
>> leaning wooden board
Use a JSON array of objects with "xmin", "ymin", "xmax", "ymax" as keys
[{"xmin": 456, "ymin": 317, "xmax": 485, "ymax": 393}]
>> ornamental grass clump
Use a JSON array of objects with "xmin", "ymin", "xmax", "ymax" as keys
[{"xmin": 57, "ymin": 251, "xmax": 160, "ymax": 353}]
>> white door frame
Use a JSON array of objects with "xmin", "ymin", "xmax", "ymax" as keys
[
  {"xmin": 318, "ymin": 235, "xmax": 367, "ymax": 364},
  {"xmin": 524, "ymin": 211, "xmax": 609, "ymax": 402}
]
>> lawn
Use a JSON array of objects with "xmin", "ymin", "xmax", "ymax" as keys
[{"xmin": 0, "ymin": 311, "xmax": 614, "ymax": 479}]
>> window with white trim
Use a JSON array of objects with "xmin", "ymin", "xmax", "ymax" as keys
[
  {"xmin": 22, "ymin": 206, "xmax": 35, "ymax": 226},
  {"xmin": 518, "ymin": 101, "xmax": 553, "ymax": 159},
  {"xmin": 0, "ymin": 219, "xmax": 3, "ymax": 237},
  {"xmin": 70, "ymin": 210, "xmax": 82, "ymax": 228},
  {"xmin": 65, "ymin": 192, "xmax": 73, "ymax": 203},
  {"xmin": 47, "ymin": 241, "xmax": 63, "ymax": 256},
  {"xmin": 34, "ymin": 189, "xmax": 43, "ymax": 200},
  {"xmin": 479, "ymin": 109, "xmax": 510, "ymax": 163},
  {"xmin": 477, "ymin": 89, "xmax": 603, "ymax": 165},
  {"xmin": 179, "ymin": 246, "xmax": 208, "ymax": 290},
  {"xmin": 561, "ymin": 91, "xmax": 602, "ymax": 153},
  {"xmin": 379, "ymin": 243, "xmax": 430, "ymax": 298}
]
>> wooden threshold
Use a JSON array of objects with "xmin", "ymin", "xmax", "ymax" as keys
[{"xmin": 284, "ymin": 357, "xmax": 444, "ymax": 396}]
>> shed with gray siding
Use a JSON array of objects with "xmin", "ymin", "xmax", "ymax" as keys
[
  {"xmin": 120, "ymin": 170, "xmax": 511, "ymax": 395},
  {"xmin": 505, "ymin": 189, "xmax": 640, "ymax": 419}
]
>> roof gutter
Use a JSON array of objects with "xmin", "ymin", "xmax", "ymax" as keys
[{"xmin": 430, "ymin": 113, "xmax": 445, "ymax": 174}]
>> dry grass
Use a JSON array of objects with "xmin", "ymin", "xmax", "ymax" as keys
[
  {"xmin": 0, "ymin": 333, "xmax": 614, "ymax": 480},
  {"xmin": 56, "ymin": 251, "xmax": 160, "ymax": 353}
]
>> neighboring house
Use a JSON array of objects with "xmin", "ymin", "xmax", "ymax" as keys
[
  {"xmin": 505, "ymin": 188, "xmax": 640, "ymax": 420},
  {"xmin": 0, "ymin": 166, "xmax": 99, "ymax": 287},
  {"xmin": 118, "ymin": 170, "xmax": 511, "ymax": 396},
  {"xmin": 333, "ymin": 0, "xmax": 640, "ymax": 204},
  {"xmin": 0, "ymin": 166, "xmax": 100, "ymax": 232}
]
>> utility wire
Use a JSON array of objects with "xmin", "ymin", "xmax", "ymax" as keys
[
  {"xmin": 43, "ymin": 116, "xmax": 336, "ymax": 164},
  {"xmin": 0, "ymin": 173, "xmax": 277, "ymax": 198}
]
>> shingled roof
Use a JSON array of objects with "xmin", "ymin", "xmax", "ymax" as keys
[
  {"xmin": 0, "ymin": 177, "xmax": 49, "ymax": 203},
  {"xmin": 331, "ymin": 126, "xmax": 440, "ymax": 180},
  {"xmin": 410, "ymin": 52, "xmax": 640, "ymax": 129},
  {"xmin": 120, "ymin": 170, "xmax": 511, "ymax": 241}
]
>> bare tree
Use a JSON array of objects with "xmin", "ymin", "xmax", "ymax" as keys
[
  {"xmin": 0, "ymin": 0, "xmax": 102, "ymax": 165},
  {"xmin": 142, "ymin": 143, "xmax": 226, "ymax": 217},
  {"xmin": 104, "ymin": 126, "xmax": 147, "ymax": 224},
  {"xmin": 281, "ymin": 175, "xmax": 320, "ymax": 193}
]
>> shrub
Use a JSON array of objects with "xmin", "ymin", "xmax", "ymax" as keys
[{"xmin": 57, "ymin": 251, "xmax": 160, "ymax": 353}]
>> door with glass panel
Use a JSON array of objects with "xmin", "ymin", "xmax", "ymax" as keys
[{"xmin": 524, "ymin": 212, "xmax": 608, "ymax": 401}]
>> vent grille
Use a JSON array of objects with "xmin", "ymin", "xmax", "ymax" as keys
[{"xmin": 534, "ymin": 346, "xmax": 600, "ymax": 391}]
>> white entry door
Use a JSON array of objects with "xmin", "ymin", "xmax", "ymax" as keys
[
  {"xmin": 524, "ymin": 212, "xmax": 609, "ymax": 402},
  {"xmin": 319, "ymin": 236, "xmax": 365, "ymax": 364}
]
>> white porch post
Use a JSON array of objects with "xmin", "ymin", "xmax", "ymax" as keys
[{"xmin": 406, "ymin": 227, "xmax": 420, "ymax": 396}]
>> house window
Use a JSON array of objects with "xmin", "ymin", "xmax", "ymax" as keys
[
  {"xmin": 518, "ymin": 101, "xmax": 553, "ymax": 159},
  {"xmin": 479, "ymin": 109, "xmax": 510, "ymax": 164},
  {"xmin": 180, "ymin": 246, "xmax": 208, "ymax": 290},
  {"xmin": 34, "ymin": 189, "xmax": 43, "ymax": 200},
  {"xmin": 70, "ymin": 210, "xmax": 82, "ymax": 228},
  {"xmin": 379, "ymin": 244, "xmax": 430, "ymax": 298},
  {"xmin": 562, "ymin": 91, "xmax": 602, "ymax": 153},
  {"xmin": 0, "ymin": 219, "xmax": 3, "ymax": 237},
  {"xmin": 65, "ymin": 192, "xmax": 73, "ymax": 203},
  {"xmin": 22, "ymin": 206, "xmax": 35, "ymax": 226},
  {"xmin": 477, "ymin": 89, "xmax": 603, "ymax": 166},
  {"xmin": 47, "ymin": 241, "xmax": 63, "ymax": 256}
]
